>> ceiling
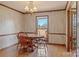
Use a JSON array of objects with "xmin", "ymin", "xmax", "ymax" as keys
[{"xmin": 0, "ymin": 1, "xmax": 67, "ymax": 13}]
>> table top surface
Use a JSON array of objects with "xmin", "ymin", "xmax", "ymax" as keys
[{"xmin": 27, "ymin": 34, "xmax": 44, "ymax": 38}]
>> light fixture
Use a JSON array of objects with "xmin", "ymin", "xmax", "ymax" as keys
[{"xmin": 25, "ymin": 1, "xmax": 37, "ymax": 13}]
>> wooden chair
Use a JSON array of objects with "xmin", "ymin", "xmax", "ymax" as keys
[{"xmin": 17, "ymin": 32, "xmax": 34, "ymax": 52}]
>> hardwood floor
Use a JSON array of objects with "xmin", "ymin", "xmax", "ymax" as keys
[{"xmin": 0, "ymin": 44, "xmax": 76, "ymax": 57}]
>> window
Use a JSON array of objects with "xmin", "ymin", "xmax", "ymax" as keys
[{"xmin": 36, "ymin": 16, "xmax": 48, "ymax": 38}]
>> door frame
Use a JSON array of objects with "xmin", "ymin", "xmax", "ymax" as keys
[{"xmin": 66, "ymin": 1, "xmax": 77, "ymax": 52}]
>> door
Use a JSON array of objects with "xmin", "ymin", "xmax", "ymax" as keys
[
  {"xmin": 67, "ymin": 2, "xmax": 77, "ymax": 52},
  {"xmin": 72, "ymin": 12, "xmax": 77, "ymax": 49}
]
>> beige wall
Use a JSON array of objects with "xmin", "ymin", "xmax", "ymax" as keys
[
  {"xmin": 0, "ymin": 5, "xmax": 66, "ymax": 49},
  {"xmin": 24, "ymin": 11, "xmax": 66, "ymax": 44},
  {"xmin": 48, "ymin": 11, "xmax": 66, "ymax": 44},
  {"xmin": 0, "ymin": 5, "xmax": 24, "ymax": 49},
  {"xmin": 24, "ymin": 14, "xmax": 36, "ymax": 32}
]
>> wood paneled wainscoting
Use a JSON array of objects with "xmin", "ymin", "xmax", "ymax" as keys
[
  {"xmin": 0, "ymin": 32, "xmax": 37, "ymax": 50},
  {"xmin": 0, "ymin": 32, "xmax": 66, "ymax": 50},
  {"xmin": 48, "ymin": 33, "xmax": 66, "ymax": 46}
]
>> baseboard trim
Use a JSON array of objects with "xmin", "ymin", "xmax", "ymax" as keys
[
  {"xmin": 47, "ymin": 43, "xmax": 66, "ymax": 46},
  {"xmin": 0, "ymin": 43, "xmax": 17, "ymax": 51}
]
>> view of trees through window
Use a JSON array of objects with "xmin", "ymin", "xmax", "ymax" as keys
[{"xmin": 37, "ymin": 18, "xmax": 47, "ymax": 29}]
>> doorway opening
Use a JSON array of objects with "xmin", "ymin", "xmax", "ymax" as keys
[{"xmin": 36, "ymin": 16, "xmax": 48, "ymax": 41}]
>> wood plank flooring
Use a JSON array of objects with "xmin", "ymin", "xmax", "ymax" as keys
[{"xmin": 0, "ymin": 44, "xmax": 76, "ymax": 57}]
